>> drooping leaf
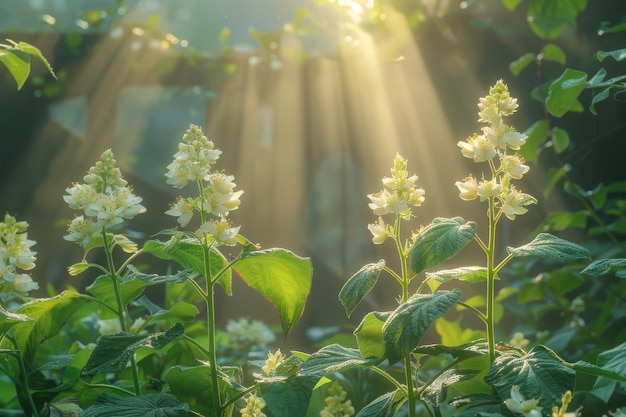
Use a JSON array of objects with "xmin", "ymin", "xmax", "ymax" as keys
[
  {"xmin": 484, "ymin": 345, "xmax": 576, "ymax": 411},
  {"xmin": 425, "ymin": 267, "xmax": 489, "ymax": 292},
  {"xmin": 546, "ymin": 68, "xmax": 588, "ymax": 117},
  {"xmin": 0, "ymin": 305, "xmax": 34, "ymax": 337},
  {"xmin": 143, "ymin": 238, "xmax": 232, "ymax": 295},
  {"xmin": 0, "ymin": 48, "xmax": 30, "ymax": 90},
  {"xmin": 339, "ymin": 260, "xmax": 385, "ymax": 318},
  {"xmin": 383, "ymin": 289, "xmax": 461, "ymax": 364},
  {"xmin": 421, "ymin": 369, "xmax": 479, "ymax": 409},
  {"xmin": 410, "ymin": 217, "xmax": 476, "ymax": 274},
  {"xmin": 233, "ymin": 248, "xmax": 312, "ymax": 336},
  {"xmin": 507, "ymin": 233, "xmax": 590, "ymax": 262},
  {"xmin": 581, "ymin": 258, "xmax": 626, "ymax": 277},
  {"xmin": 79, "ymin": 393, "xmax": 188, "ymax": 417},
  {"xmin": 81, "ymin": 324, "xmax": 184, "ymax": 376},
  {"xmin": 509, "ymin": 52, "xmax": 535, "ymax": 76},
  {"xmin": 354, "ymin": 311, "xmax": 390, "ymax": 362},
  {"xmin": 299, "ymin": 344, "xmax": 377, "ymax": 377}
]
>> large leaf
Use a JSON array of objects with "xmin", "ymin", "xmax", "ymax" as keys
[
  {"xmin": 354, "ymin": 311, "xmax": 390, "ymax": 362},
  {"xmin": 383, "ymin": 289, "xmax": 462, "ymax": 364},
  {"xmin": 8, "ymin": 291, "xmax": 88, "ymax": 363},
  {"xmin": 299, "ymin": 344, "xmax": 377, "ymax": 377},
  {"xmin": 592, "ymin": 340, "xmax": 626, "ymax": 399},
  {"xmin": 484, "ymin": 345, "xmax": 576, "ymax": 411},
  {"xmin": 355, "ymin": 391, "xmax": 403, "ymax": 417},
  {"xmin": 143, "ymin": 238, "xmax": 232, "ymax": 295},
  {"xmin": 80, "ymin": 393, "xmax": 188, "ymax": 417},
  {"xmin": 546, "ymin": 68, "xmax": 588, "ymax": 117},
  {"xmin": 527, "ymin": 0, "xmax": 586, "ymax": 40},
  {"xmin": 339, "ymin": 260, "xmax": 385, "ymax": 318},
  {"xmin": 507, "ymin": 233, "xmax": 590, "ymax": 261},
  {"xmin": 581, "ymin": 258, "xmax": 626, "ymax": 277},
  {"xmin": 259, "ymin": 374, "xmax": 319, "ymax": 417},
  {"xmin": 410, "ymin": 217, "xmax": 476, "ymax": 274},
  {"xmin": 233, "ymin": 248, "xmax": 312, "ymax": 336},
  {"xmin": 81, "ymin": 324, "xmax": 184, "ymax": 376},
  {"xmin": 165, "ymin": 365, "xmax": 218, "ymax": 417},
  {"xmin": 0, "ymin": 305, "xmax": 34, "ymax": 337}
]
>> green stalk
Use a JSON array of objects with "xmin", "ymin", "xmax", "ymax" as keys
[
  {"xmin": 486, "ymin": 198, "xmax": 497, "ymax": 363},
  {"xmin": 202, "ymin": 240, "xmax": 222, "ymax": 417},
  {"xmin": 102, "ymin": 228, "xmax": 141, "ymax": 395},
  {"xmin": 6, "ymin": 335, "xmax": 39, "ymax": 417}
]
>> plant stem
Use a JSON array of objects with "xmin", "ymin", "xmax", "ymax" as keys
[
  {"xmin": 486, "ymin": 198, "xmax": 497, "ymax": 363},
  {"xmin": 6, "ymin": 335, "xmax": 39, "ymax": 417},
  {"xmin": 202, "ymin": 240, "xmax": 222, "ymax": 417},
  {"xmin": 102, "ymin": 228, "xmax": 141, "ymax": 395}
]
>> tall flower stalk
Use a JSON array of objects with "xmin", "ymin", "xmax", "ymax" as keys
[
  {"xmin": 455, "ymin": 80, "xmax": 536, "ymax": 362},
  {"xmin": 366, "ymin": 153, "xmax": 425, "ymax": 417},
  {"xmin": 164, "ymin": 124, "xmax": 243, "ymax": 416},
  {"xmin": 63, "ymin": 149, "xmax": 147, "ymax": 394}
]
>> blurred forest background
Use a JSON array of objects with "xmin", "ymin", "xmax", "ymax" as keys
[{"xmin": 1, "ymin": 0, "xmax": 625, "ymax": 347}]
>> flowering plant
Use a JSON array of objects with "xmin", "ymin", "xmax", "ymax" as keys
[{"xmin": 1, "ymin": 84, "xmax": 626, "ymax": 417}]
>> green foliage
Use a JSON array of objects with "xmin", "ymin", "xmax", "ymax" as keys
[{"xmin": 0, "ymin": 39, "xmax": 56, "ymax": 90}]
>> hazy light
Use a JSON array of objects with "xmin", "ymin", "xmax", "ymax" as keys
[{"xmin": 42, "ymin": 14, "xmax": 56, "ymax": 25}]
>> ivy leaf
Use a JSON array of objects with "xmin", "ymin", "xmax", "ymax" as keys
[
  {"xmin": 339, "ymin": 260, "xmax": 385, "ymax": 318},
  {"xmin": 299, "ymin": 344, "xmax": 377, "ymax": 377},
  {"xmin": 354, "ymin": 311, "xmax": 390, "ymax": 362},
  {"xmin": 546, "ymin": 68, "xmax": 588, "ymax": 117},
  {"xmin": 233, "ymin": 248, "xmax": 312, "ymax": 337},
  {"xmin": 507, "ymin": 233, "xmax": 590, "ymax": 261},
  {"xmin": 79, "ymin": 393, "xmax": 188, "ymax": 417},
  {"xmin": 410, "ymin": 217, "xmax": 476, "ymax": 274},
  {"xmin": 484, "ymin": 345, "xmax": 576, "ymax": 411},
  {"xmin": 383, "ymin": 289, "xmax": 461, "ymax": 365},
  {"xmin": 581, "ymin": 258, "xmax": 626, "ymax": 277},
  {"xmin": 143, "ymin": 238, "xmax": 232, "ymax": 295},
  {"xmin": 81, "ymin": 324, "xmax": 184, "ymax": 376}
]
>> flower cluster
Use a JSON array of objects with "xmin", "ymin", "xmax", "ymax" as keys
[
  {"xmin": 0, "ymin": 214, "xmax": 38, "ymax": 299},
  {"xmin": 320, "ymin": 381, "xmax": 355, "ymax": 417},
  {"xmin": 366, "ymin": 154, "xmax": 425, "ymax": 244},
  {"xmin": 165, "ymin": 124, "xmax": 243, "ymax": 246},
  {"xmin": 226, "ymin": 317, "xmax": 275, "ymax": 349},
  {"xmin": 240, "ymin": 394, "xmax": 267, "ymax": 417},
  {"xmin": 63, "ymin": 149, "xmax": 146, "ymax": 247},
  {"xmin": 455, "ymin": 80, "xmax": 536, "ymax": 220}
]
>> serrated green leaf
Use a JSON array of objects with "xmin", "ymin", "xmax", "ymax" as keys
[
  {"xmin": 354, "ymin": 311, "xmax": 390, "ymax": 362},
  {"xmin": 79, "ymin": 393, "xmax": 188, "ymax": 417},
  {"xmin": 546, "ymin": 68, "xmax": 588, "ymax": 117},
  {"xmin": 426, "ymin": 267, "xmax": 489, "ymax": 292},
  {"xmin": 259, "ymin": 374, "xmax": 319, "ymax": 417},
  {"xmin": 299, "ymin": 344, "xmax": 377, "ymax": 377},
  {"xmin": 597, "ymin": 48, "xmax": 626, "ymax": 62},
  {"xmin": 509, "ymin": 53, "xmax": 535, "ymax": 76},
  {"xmin": 592, "ymin": 340, "xmax": 626, "ymax": 396},
  {"xmin": 143, "ymin": 238, "xmax": 232, "ymax": 295},
  {"xmin": 485, "ymin": 345, "xmax": 576, "ymax": 411},
  {"xmin": 581, "ymin": 258, "xmax": 626, "ymax": 277},
  {"xmin": 551, "ymin": 126, "xmax": 570, "ymax": 153},
  {"xmin": 410, "ymin": 217, "xmax": 476, "ymax": 274},
  {"xmin": 543, "ymin": 43, "xmax": 566, "ymax": 65},
  {"xmin": 507, "ymin": 233, "xmax": 590, "ymax": 261},
  {"xmin": 355, "ymin": 391, "xmax": 403, "ymax": 417},
  {"xmin": 383, "ymin": 289, "xmax": 461, "ymax": 364},
  {"xmin": 520, "ymin": 120, "xmax": 549, "ymax": 164},
  {"xmin": 421, "ymin": 369, "xmax": 479, "ymax": 409},
  {"xmin": 81, "ymin": 324, "xmax": 184, "ymax": 376},
  {"xmin": 339, "ymin": 260, "xmax": 385, "ymax": 318},
  {"xmin": 16, "ymin": 41, "xmax": 56, "ymax": 79},
  {"xmin": 414, "ymin": 340, "xmax": 488, "ymax": 359},
  {"xmin": 233, "ymin": 248, "xmax": 312, "ymax": 336}
]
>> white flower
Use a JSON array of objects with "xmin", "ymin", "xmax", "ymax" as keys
[
  {"xmin": 64, "ymin": 215, "xmax": 99, "ymax": 246},
  {"xmin": 367, "ymin": 192, "xmax": 390, "ymax": 216},
  {"xmin": 367, "ymin": 217, "xmax": 388, "ymax": 244},
  {"xmin": 505, "ymin": 386, "xmax": 543, "ymax": 417},
  {"xmin": 501, "ymin": 154, "xmax": 530, "ymax": 179},
  {"xmin": 502, "ymin": 187, "xmax": 537, "ymax": 220},
  {"xmin": 458, "ymin": 134, "xmax": 497, "ymax": 162},
  {"xmin": 455, "ymin": 176, "xmax": 478, "ymax": 201},
  {"xmin": 165, "ymin": 197, "xmax": 194, "ymax": 227},
  {"xmin": 3, "ymin": 273, "xmax": 39, "ymax": 296},
  {"xmin": 197, "ymin": 219, "xmax": 240, "ymax": 246},
  {"xmin": 477, "ymin": 179, "xmax": 502, "ymax": 201}
]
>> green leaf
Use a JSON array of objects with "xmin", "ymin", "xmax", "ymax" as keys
[
  {"xmin": 527, "ymin": 0, "xmax": 586, "ymax": 40},
  {"xmin": 597, "ymin": 48, "xmax": 626, "ymax": 62},
  {"xmin": 414, "ymin": 340, "xmax": 488, "ymax": 360},
  {"xmin": 259, "ymin": 374, "xmax": 319, "ymax": 417},
  {"xmin": 590, "ymin": 87, "xmax": 611, "ymax": 115},
  {"xmin": 543, "ymin": 164, "xmax": 571, "ymax": 198},
  {"xmin": 164, "ymin": 365, "xmax": 217, "ymax": 416},
  {"xmin": 79, "ymin": 393, "xmax": 188, "ymax": 417},
  {"xmin": 355, "ymin": 391, "xmax": 403, "ymax": 417},
  {"xmin": 143, "ymin": 238, "xmax": 233, "ymax": 295},
  {"xmin": 546, "ymin": 68, "xmax": 588, "ymax": 117},
  {"xmin": 339, "ymin": 260, "xmax": 385, "ymax": 318},
  {"xmin": 0, "ymin": 305, "xmax": 34, "ymax": 337},
  {"xmin": 421, "ymin": 369, "xmax": 479, "ymax": 409},
  {"xmin": 509, "ymin": 53, "xmax": 535, "ymax": 76},
  {"xmin": 233, "ymin": 248, "xmax": 312, "ymax": 336},
  {"xmin": 81, "ymin": 324, "xmax": 184, "ymax": 376},
  {"xmin": 8, "ymin": 291, "xmax": 88, "ymax": 362},
  {"xmin": 592, "ymin": 341, "xmax": 626, "ymax": 397},
  {"xmin": 534, "ymin": 210, "xmax": 587, "ymax": 233},
  {"xmin": 543, "ymin": 43, "xmax": 566, "ymax": 65},
  {"xmin": 354, "ymin": 311, "xmax": 390, "ymax": 362},
  {"xmin": 299, "ymin": 344, "xmax": 377, "ymax": 377},
  {"xmin": 425, "ymin": 267, "xmax": 489, "ymax": 292},
  {"xmin": 507, "ymin": 233, "xmax": 590, "ymax": 261},
  {"xmin": 485, "ymin": 345, "xmax": 576, "ymax": 412},
  {"xmin": 0, "ymin": 48, "xmax": 30, "ymax": 90},
  {"xmin": 15, "ymin": 41, "xmax": 56, "ymax": 78},
  {"xmin": 551, "ymin": 127, "xmax": 570, "ymax": 153},
  {"xmin": 502, "ymin": 0, "xmax": 522, "ymax": 11},
  {"xmin": 581, "ymin": 258, "xmax": 626, "ymax": 277},
  {"xmin": 410, "ymin": 217, "xmax": 476, "ymax": 274},
  {"xmin": 383, "ymin": 289, "xmax": 461, "ymax": 364},
  {"xmin": 133, "ymin": 296, "xmax": 199, "ymax": 323},
  {"xmin": 520, "ymin": 120, "xmax": 549, "ymax": 164}
]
